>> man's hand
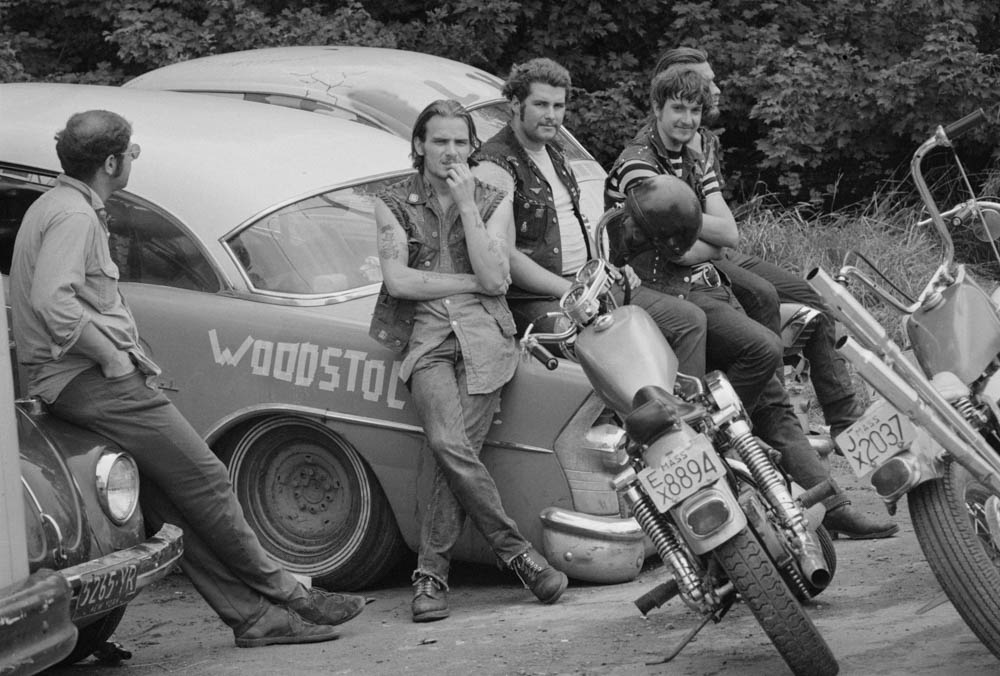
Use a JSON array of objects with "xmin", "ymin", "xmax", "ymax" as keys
[
  {"xmin": 612, "ymin": 265, "xmax": 642, "ymax": 291},
  {"xmin": 445, "ymin": 163, "xmax": 477, "ymax": 211},
  {"xmin": 102, "ymin": 351, "xmax": 136, "ymax": 379}
]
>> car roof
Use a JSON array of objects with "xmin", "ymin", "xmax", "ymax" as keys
[
  {"xmin": 0, "ymin": 83, "xmax": 412, "ymax": 241},
  {"xmin": 124, "ymin": 46, "xmax": 506, "ymax": 138}
]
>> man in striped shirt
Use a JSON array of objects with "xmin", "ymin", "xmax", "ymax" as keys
[{"xmin": 604, "ymin": 69, "xmax": 898, "ymax": 539}]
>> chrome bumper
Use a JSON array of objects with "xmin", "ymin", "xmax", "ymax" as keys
[
  {"xmin": 59, "ymin": 523, "xmax": 184, "ymax": 623},
  {"xmin": 540, "ymin": 508, "xmax": 646, "ymax": 584}
]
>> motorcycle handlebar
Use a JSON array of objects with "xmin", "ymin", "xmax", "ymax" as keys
[
  {"xmin": 943, "ymin": 108, "xmax": 988, "ymax": 140},
  {"xmin": 527, "ymin": 341, "xmax": 559, "ymax": 370}
]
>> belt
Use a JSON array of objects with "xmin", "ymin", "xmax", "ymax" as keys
[{"xmin": 689, "ymin": 263, "xmax": 722, "ymax": 288}]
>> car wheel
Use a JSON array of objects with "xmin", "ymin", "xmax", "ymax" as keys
[
  {"xmin": 57, "ymin": 606, "xmax": 127, "ymax": 666},
  {"xmin": 220, "ymin": 416, "xmax": 406, "ymax": 590}
]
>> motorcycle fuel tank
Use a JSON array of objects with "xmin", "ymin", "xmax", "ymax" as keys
[
  {"xmin": 573, "ymin": 305, "xmax": 678, "ymax": 416},
  {"xmin": 906, "ymin": 268, "xmax": 1000, "ymax": 384}
]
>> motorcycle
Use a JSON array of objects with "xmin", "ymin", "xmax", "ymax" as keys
[
  {"xmin": 521, "ymin": 257, "xmax": 839, "ymax": 675},
  {"xmin": 807, "ymin": 108, "xmax": 1000, "ymax": 658}
]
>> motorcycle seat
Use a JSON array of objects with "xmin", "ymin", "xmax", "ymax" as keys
[{"xmin": 625, "ymin": 385, "xmax": 699, "ymax": 445}]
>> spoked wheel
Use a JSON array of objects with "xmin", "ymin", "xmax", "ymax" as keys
[
  {"xmin": 715, "ymin": 527, "xmax": 839, "ymax": 676},
  {"xmin": 219, "ymin": 416, "xmax": 407, "ymax": 590},
  {"xmin": 909, "ymin": 460, "xmax": 1000, "ymax": 658}
]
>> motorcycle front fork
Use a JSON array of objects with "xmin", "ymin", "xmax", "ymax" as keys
[{"xmin": 616, "ymin": 481, "xmax": 724, "ymax": 615}]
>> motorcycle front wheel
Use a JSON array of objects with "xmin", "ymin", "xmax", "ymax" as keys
[
  {"xmin": 909, "ymin": 460, "xmax": 1000, "ymax": 658},
  {"xmin": 715, "ymin": 527, "xmax": 839, "ymax": 676}
]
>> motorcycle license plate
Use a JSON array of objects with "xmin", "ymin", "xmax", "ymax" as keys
[
  {"xmin": 73, "ymin": 563, "xmax": 139, "ymax": 619},
  {"xmin": 836, "ymin": 399, "xmax": 917, "ymax": 477},
  {"xmin": 637, "ymin": 434, "xmax": 725, "ymax": 512}
]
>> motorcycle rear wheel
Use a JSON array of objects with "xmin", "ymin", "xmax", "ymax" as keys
[
  {"xmin": 715, "ymin": 527, "xmax": 839, "ymax": 676},
  {"xmin": 908, "ymin": 460, "xmax": 1000, "ymax": 658}
]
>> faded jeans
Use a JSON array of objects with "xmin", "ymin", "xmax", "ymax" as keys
[
  {"xmin": 408, "ymin": 336, "xmax": 530, "ymax": 586},
  {"xmin": 50, "ymin": 366, "xmax": 305, "ymax": 634}
]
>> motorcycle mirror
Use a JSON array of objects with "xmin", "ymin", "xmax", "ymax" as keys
[{"xmin": 971, "ymin": 206, "xmax": 1000, "ymax": 242}]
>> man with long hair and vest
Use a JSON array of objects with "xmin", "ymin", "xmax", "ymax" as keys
[{"xmin": 369, "ymin": 99, "xmax": 568, "ymax": 624}]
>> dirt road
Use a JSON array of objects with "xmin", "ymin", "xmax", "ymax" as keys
[{"xmin": 50, "ymin": 457, "xmax": 998, "ymax": 675}]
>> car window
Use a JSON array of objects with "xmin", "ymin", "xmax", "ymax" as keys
[
  {"xmin": 0, "ymin": 168, "xmax": 220, "ymax": 292},
  {"xmin": 226, "ymin": 177, "xmax": 399, "ymax": 297}
]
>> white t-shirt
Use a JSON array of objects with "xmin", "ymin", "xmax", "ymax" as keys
[{"xmin": 526, "ymin": 147, "xmax": 588, "ymax": 274}]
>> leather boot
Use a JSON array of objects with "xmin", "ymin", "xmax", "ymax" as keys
[
  {"xmin": 234, "ymin": 604, "xmax": 340, "ymax": 648},
  {"xmin": 823, "ymin": 503, "xmax": 899, "ymax": 539},
  {"xmin": 288, "ymin": 587, "xmax": 366, "ymax": 627},
  {"xmin": 411, "ymin": 575, "xmax": 449, "ymax": 623}
]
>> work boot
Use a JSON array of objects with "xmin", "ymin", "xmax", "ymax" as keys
[
  {"xmin": 234, "ymin": 604, "xmax": 339, "ymax": 648},
  {"xmin": 509, "ymin": 548, "xmax": 568, "ymax": 604},
  {"xmin": 288, "ymin": 587, "xmax": 366, "ymax": 627},
  {"xmin": 823, "ymin": 503, "xmax": 899, "ymax": 540},
  {"xmin": 411, "ymin": 575, "xmax": 449, "ymax": 623}
]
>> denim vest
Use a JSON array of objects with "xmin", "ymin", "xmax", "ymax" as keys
[
  {"xmin": 475, "ymin": 125, "xmax": 591, "ymax": 283},
  {"xmin": 368, "ymin": 173, "xmax": 512, "ymax": 353}
]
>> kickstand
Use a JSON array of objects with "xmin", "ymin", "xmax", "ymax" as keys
[{"xmin": 645, "ymin": 611, "xmax": 717, "ymax": 666}]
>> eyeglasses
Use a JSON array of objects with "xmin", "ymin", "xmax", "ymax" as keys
[{"xmin": 117, "ymin": 143, "xmax": 141, "ymax": 161}]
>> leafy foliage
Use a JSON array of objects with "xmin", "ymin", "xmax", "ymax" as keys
[{"xmin": 1, "ymin": 0, "xmax": 998, "ymax": 205}]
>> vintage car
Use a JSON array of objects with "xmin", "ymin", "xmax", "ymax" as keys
[
  {"xmin": 123, "ymin": 45, "xmax": 608, "ymax": 227},
  {"xmin": 0, "ymin": 305, "xmax": 183, "ymax": 668},
  {"xmin": 0, "ymin": 84, "xmax": 645, "ymax": 593}
]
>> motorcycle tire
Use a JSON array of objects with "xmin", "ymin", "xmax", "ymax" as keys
[
  {"xmin": 908, "ymin": 459, "xmax": 1000, "ymax": 659},
  {"xmin": 715, "ymin": 527, "xmax": 839, "ymax": 676}
]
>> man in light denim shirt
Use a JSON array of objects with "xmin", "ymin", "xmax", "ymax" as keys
[{"xmin": 10, "ymin": 109, "xmax": 366, "ymax": 648}]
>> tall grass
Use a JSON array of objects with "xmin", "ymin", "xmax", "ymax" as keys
[{"xmin": 734, "ymin": 183, "xmax": 1000, "ymax": 347}]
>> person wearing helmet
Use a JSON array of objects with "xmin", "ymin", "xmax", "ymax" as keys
[{"xmin": 604, "ymin": 71, "xmax": 897, "ymax": 539}]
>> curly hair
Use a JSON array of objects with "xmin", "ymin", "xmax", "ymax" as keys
[
  {"xmin": 649, "ymin": 69, "xmax": 713, "ymax": 113},
  {"xmin": 55, "ymin": 110, "xmax": 132, "ymax": 181},
  {"xmin": 410, "ymin": 99, "xmax": 480, "ymax": 172},
  {"xmin": 501, "ymin": 58, "xmax": 571, "ymax": 103}
]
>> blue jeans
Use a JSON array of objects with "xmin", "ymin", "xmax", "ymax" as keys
[
  {"xmin": 50, "ymin": 366, "xmax": 304, "ymax": 634},
  {"xmin": 509, "ymin": 283, "xmax": 708, "ymax": 378},
  {"xmin": 721, "ymin": 251, "xmax": 861, "ymax": 436},
  {"xmin": 408, "ymin": 336, "xmax": 530, "ymax": 586}
]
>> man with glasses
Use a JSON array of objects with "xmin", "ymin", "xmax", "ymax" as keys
[{"xmin": 10, "ymin": 109, "xmax": 367, "ymax": 648}]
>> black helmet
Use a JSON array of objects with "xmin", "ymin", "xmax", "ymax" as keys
[{"xmin": 625, "ymin": 174, "xmax": 702, "ymax": 258}]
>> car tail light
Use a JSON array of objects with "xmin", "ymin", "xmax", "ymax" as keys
[{"xmin": 96, "ymin": 452, "xmax": 140, "ymax": 525}]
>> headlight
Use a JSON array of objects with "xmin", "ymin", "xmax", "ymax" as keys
[{"xmin": 96, "ymin": 452, "xmax": 140, "ymax": 525}]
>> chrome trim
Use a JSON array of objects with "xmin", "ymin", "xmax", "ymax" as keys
[
  {"xmin": 95, "ymin": 452, "xmax": 140, "ymax": 525},
  {"xmin": 204, "ymin": 403, "xmax": 554, "ymax": 454}
]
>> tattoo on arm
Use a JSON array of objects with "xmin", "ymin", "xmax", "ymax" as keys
[{"xmin": 378, "ymin": 222, "xmax": 401, "ymax": 260}]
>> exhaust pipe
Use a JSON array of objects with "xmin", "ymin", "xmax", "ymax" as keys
[
  {"xmin": 797, "ymin": 533, "xmax": 832, "ymax": 591},
  {"xmin": 808, "ymin": 267, "xmax": 1000, "ymax": 496}
]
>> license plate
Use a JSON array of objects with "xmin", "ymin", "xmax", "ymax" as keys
[
  {"xmin": 836, "ymin": 399, "xmax": 917, "ymax": 477},
  {"xmin": 73, "ymin": 563, "xmax": 139, "ymax": 619},
  {"xmin": 637, "ymin": 434, "xmax": 726, "ymax": 512}
]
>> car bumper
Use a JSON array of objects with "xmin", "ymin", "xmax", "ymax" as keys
[
  {"xmin": 0, "ymin": 569, "xmax": 78, "ymax": 675},
  {"xmin": 540, "ymin": 507, "xmax": 647, "ymax": 584},
  {"xmin": 59, "ymin": 523, "xmax": 184, "ymax": 623}
]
